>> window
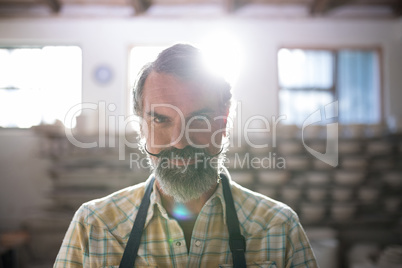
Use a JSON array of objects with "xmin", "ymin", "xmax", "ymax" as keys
[
  {"xmin": 0, "ymin": 46, "xmax": 82, "ymax": 128},
  {"xmin": 278, "ymin": 48, "xmax": 381, "ymax": 125},
  {"xmin": 127, "ymin": 46, "xmax": 169, "ymax": 122},
  {"xmin": 128, "ymin": 46, "xmax": 168, "ymax": 92}
]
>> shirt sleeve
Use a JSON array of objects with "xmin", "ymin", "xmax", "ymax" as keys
[
  {"xmin": 285, "ymin": 215, "xmax": 319, "ymax": 268},
  {"xmin": 54, "ymin": 204, "xmax": 89, "ymax": 268}
]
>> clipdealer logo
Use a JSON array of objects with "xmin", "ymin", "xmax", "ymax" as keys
[
  {"xmin": 63, "ymin": 100, "xmax": 339, "ymax": 168},
  {"xmin": 302, "ymin": 101, "xmax": 339, "ymax": 167}
]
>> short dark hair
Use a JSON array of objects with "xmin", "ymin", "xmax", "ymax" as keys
[{"xmin": 132, "ymin": 44, "xmax": 232, "ymax": 116}]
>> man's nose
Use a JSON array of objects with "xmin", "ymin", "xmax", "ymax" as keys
[{"xmin": 170, "ymin": 121, "xmax": 189, "ymax": 149}]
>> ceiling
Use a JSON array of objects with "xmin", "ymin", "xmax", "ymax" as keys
[{"xmin": 0, "ymin": 0, "xmax": 400, "ymax": 18}]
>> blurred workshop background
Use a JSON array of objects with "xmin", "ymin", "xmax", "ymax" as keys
[{"xmin": 0, "ymin": 0, "xmax": 402, "ymax": 267}]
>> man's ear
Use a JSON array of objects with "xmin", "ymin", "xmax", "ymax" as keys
[
  {"xmin": 222, "ymin": 108, "xmax": 230, "ymax": 137},
  {"xmin": 139, "ymin": 117, "xmax": 147, "ymax": 138},
  {"xmin": 139, "ymin": 117, "xmax": 143, "ymax": 133}
]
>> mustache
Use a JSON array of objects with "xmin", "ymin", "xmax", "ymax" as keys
[{"xmin": 144, "ymin": 144, "xmax": 224, "ymax": 159}]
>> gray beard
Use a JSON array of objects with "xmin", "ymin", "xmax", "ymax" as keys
[{"xmin": 149, "ymin": 147, "xmax": 225, "ymax": 203}]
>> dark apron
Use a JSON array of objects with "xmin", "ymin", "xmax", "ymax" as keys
[{"xmin": 119, "ymin": 173, "xmax": 246, "ymax": 268}]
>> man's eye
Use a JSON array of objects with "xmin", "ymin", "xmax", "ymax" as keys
[
  {"xmin": 197, "ymin": 115, "xmax": 209, "ymax": 120},
  {"xmin": 193, "ymin": 115, "xmax": 209, "ymax": 121},
  {"xmin": 188, "ymin": 115, "xmax": 211, "ymax": 127},
  {"xmin": 153, "ymin": 116, "xmax": 167, "ymax": 123}
]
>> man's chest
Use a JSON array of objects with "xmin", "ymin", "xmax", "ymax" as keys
[{"xmin": 85, "ymin": 216, "xmax": 285, "ymax": 268}]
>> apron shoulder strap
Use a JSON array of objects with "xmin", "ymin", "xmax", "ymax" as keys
[
  {"xmin": 220, "ymin": 173, "xmax": 247, "ymax": 268},
  {"xmin": 119, "ymin": 174, "xmax": 246, "ymax": 268},
  {"xmin": 119, "ymin": 177, "xmax": 155, "ymax": 268}
]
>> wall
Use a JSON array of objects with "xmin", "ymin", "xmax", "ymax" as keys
[
  {"xmin": 0, "ymin": 129, "xmax": 52, "ymax": 230},
  {"xmin": 1, "ymin": 17, "xmax": 401, "ymax": 120},
  {"xmin": 0, "ymin": 16, "xmax": 401, "ymax": 230}
]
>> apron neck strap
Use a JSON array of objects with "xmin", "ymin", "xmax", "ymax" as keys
[
  {"xmin": 119, "ymin": 177, "xmax": 155, "ymax": 268},
  {"xmin": 119, "ymin": 174, "xmax": 246, "ymax": 268}
]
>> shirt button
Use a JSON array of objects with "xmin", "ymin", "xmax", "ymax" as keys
[
  {"xmin": 176, "ymin": 241, "xmax": 181, "ymax": 247},
  {"xmin": 195, "ymin": 240, "xmax": 202, "ymax": 247}
]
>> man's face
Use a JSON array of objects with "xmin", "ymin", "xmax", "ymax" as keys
[{"xmin": 141, "ymin": 71, "xmax": 227, "ymax": 203}]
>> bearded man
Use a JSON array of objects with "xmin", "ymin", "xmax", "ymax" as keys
[{"xmin": 54, "ymin": 44, "xmax": 318, "ymax": 268}]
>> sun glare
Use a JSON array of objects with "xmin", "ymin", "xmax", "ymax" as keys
[
  {"xmin": 0, "ymin": 46, "xmax": 82, "ymax": 128},
  {"xmin": 199, "ymin": 31, "xmax": 243, "ymax": 87}
]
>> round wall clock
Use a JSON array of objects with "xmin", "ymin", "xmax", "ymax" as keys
[{"xmin": 94, "ymin": 65, "xmax": 113, "ymax": 85}]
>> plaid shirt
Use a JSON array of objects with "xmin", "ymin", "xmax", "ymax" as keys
[{"xmin": 54, "ymin": 171, "xmax": 318, "ymax": 268}]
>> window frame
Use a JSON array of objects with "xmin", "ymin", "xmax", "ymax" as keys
[
  {"xmin": 0, "ymin": 44, "xmax": 83, "ymax": 129},
  {"xmin": 126, "ymin": 43, "xmax": 173, "ymax": 118},
  {"xmin": 276, "ymin": 45, "xmax": 384, "ymax": 125}
]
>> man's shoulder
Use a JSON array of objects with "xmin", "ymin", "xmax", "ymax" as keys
[
  {"xmin": 72, "ymin": 180, "xmax": 148, "ymax": 232},
  {"xmin": 230, "ymin": 181, "xmax": 299, "ymax": 231}
]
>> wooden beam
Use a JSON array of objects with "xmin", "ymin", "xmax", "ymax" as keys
[
  {"xmin": 131, "ymin": 0, "xmax": 152, "ymax": 15},
  {"xmin": 310, "ymin": 0, "xmax": 331, "ymax": 15},
  {"xmin": 392, "ymin": 2, "xmax": 402, "ymax": 17},
  {"xmin": 44, "ymin": 0, "xmax": 61, "ymax": 13},
  {"xmin": 224, "ymin": 0, "xmax": 246, "ymax": 13},
  {"xmin": 310, "ymin": 0, "xmax": 353, "ymax": 15}
]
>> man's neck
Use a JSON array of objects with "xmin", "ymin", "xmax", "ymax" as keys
[
  {"xmin": 156, "ymin": 180, "xmax": 218, "ymax": 218},
  {"xmin": 155, "ymin": 179, "xmax": 219, "ymax": 252}
]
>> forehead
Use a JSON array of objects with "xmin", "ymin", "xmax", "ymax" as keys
[{"xmin": 142, "ymin": 71, "xmax": 220, "ymax": 116}]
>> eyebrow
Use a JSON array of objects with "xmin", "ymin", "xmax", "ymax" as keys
[
  {"xmin": 146, "ymin": 111, "xmax": 168, "ymax": 119},
  {"xmin": 188, "ymin": 108, "xmax": 215, "ymax": 118},
  {"xmin": 146, "ymin": 107, "xmax": 215, "ymax": 120}
]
